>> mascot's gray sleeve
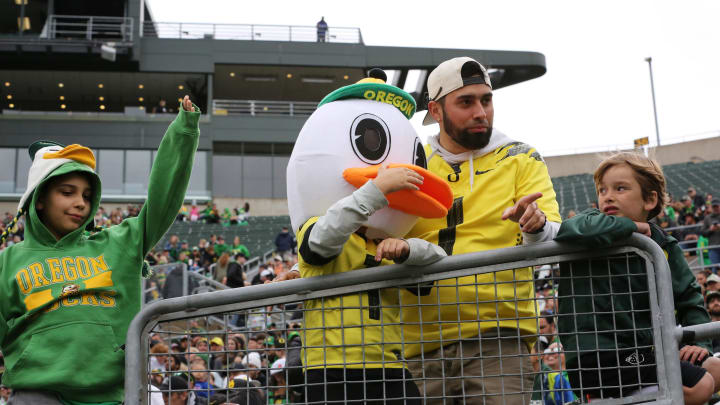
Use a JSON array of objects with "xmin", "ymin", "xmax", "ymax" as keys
[
  {"xmin": 399, "ymin": 238, "xmax": 447, "ymax": 265},
  {"xmin": 308, "ymin": 182, "xmax": 448, "ymax": 264},
  {"xmin": 308, "ymin": 181, "xmax": 388, "ymax": 258}
]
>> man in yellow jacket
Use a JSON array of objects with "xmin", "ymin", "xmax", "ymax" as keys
[{"xmin": 401, "ymin": 56, "xmax": 561, "ymax": 404}]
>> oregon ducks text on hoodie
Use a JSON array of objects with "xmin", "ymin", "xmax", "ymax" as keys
[{"xmin": 0, "ymin": 107, "xmax": 200, "ymax": 403}]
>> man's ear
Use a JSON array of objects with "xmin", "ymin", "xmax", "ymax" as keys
[{"xmin": 428, "ymin": 100, "xmax": 443, "ymax": 124}]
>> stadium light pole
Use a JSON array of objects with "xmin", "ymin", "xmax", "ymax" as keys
[{"xmin": 645, "ymin": 57, "xmax": 661, "ymax": 146}]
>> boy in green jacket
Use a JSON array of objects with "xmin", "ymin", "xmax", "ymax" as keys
[
  {"xmin": 554, "ymin": 152, "xmax": 720, "ymax": 404},
  {"xmin": 0, "ymin": 96, "xmax": 200, "ymax": 404}
]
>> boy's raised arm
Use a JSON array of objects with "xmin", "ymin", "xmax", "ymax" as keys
[
  {"xmin": 138, "ymin": 95, "xmax": 200, "ymax": 255},
  {"xmin": 555, "ymin": 209, "xmax": 639, "ymax": 247}
]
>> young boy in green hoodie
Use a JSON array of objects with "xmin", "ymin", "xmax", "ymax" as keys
[
  {"xmin": 0, "ymin": 96, "xmax": 200, "ymax": 405},
  {"xmin": 554, "ymin": 152, "xmax": 720, "ymax": 404}
]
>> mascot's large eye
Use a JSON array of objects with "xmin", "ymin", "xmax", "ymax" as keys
[
  {"xmin": 413, "ymin": 138, "xmax": 427, "ymax": 169},
  {"xmin": 350, "ymin": 113, "xmax": 390, "ymax": 164}
]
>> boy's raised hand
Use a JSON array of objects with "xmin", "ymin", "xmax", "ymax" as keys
[
  {"xmin": 375, "ymin": 238, "xmax": 410, "ymax": 262},
  {"xmin": 373, "ymin": 164, "xmax": 423, "ymax": 195},
  {"xmin": 633, "ymin": 221, "xmax": 651, "ymax": 237},
  {"xmin": 182, "ymin": 95, "xmax": 195, "ymax": 112}
]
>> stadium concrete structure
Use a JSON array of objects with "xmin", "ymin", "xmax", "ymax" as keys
[
  {"xmin": 2, "ymin": 1, "xmax": 720, "ymax": 217},
  {"xmin": 0, "ymin": 0, "xmax": 548, "ymax": 214}
]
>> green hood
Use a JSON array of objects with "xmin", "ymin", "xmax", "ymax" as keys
[{"xmin": 25, "ymin": 162, "xmax": 102, "ymax": 249}]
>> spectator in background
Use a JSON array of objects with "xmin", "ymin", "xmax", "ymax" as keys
[
  {"xmin": 0, "ymin": 385, "xmax": 11, "ymax": 405},
  {"xmin": 190, "ymin": 247, "xmax": 203, "ymax": 270},
  {"xmin": 707, "ymin": 291, "xmax": 720, "ymax": 323},
  {"xmin": 165, "ymin": 234, "xmax": 180, "ymax": 261},
  {"xmin": 253, "ymin": 269, "xmax": 274, "ymax": 285},
  {"xmin": 160, "ymin": 375, "xmax": 206, "ymax": 405},
  {"xmin": 150, "ymin": 343, "xmax": 170, "ymax": 373},
  {"xmin": 651, "ymin": 208, "xmax": 677, "ymax": 230},
  {"xmin": 274, "ymin": 227, "xmax": 295, "ymax": 262},
  {"xmin": 678, "ymin": 213, "xmax": 700, "ymax": 250},
  {"xmin": 697, "ymin": 270, "xmax": 709, "ymax": 296},
  {"xmin": 226, "ymin": 256, "xmax": 248, "ymax": 288},
  {"xmin": 152, "ymin": 98, "xmax": 173, "ymax": 114},
  {"xmin": 214, "ymin": 236, "xmax": 229, "ymax": 256},
  {"xmin": 706, "ymin": 291, "xmax": 720, "ymax": 354},
  {"xmin": 189, "ymin": 204, "xmax": 199, "ymax": 222},
  {"xmin": 268, "ymin": 357, "xmax": 288, "ymax": 404},
  {"xmin": 316, "ymin": 17, "xmax": 328, "ymax": 42},
  {"xmin": 233, "ymin": 236, "xmax": 250, "ymax": 258},
  {"xmin": 202, "ymin": 204, "xmax": 220, "ymax": 224},
  {"xmin": 538, "ymin": 310, "xmax": 558, "ymax": 344},
  {"xmin": 680, "ymin": 196, "xmax": 695, "ymax": 223},
  {"xmin": 540, "ymin": 342, "xmax": 577, "ymax": 405},
  {"xmin": 689, "ymin": 187, "xmax": 706, "ymax": 213},
  {"xmin": 566, "ymin": 210, "xmax": 576, "ymax": 219},
  {"xmin": 201, "ymin": 244, "xmax": 218, "ymax": 268},
  {"xmin": 214, "ymin": 252, "xmax": 230, "ymax": 284},
  {"xmin": 705, "ymin": 274, "xmax": 720, "ymax": 294},
  {"xmin": 702, "ymin": 199, "xmax": 720, "ymax": 267}
]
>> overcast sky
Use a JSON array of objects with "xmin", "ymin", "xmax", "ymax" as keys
[{"xmin": 149, "ymin": 0, "xmax": 720, "ymax": 156}]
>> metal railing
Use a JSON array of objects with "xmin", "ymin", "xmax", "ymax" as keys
[
  {"xmin": 45, "ymin": 14, "xmax": 133, "ymax": 42},
  {"xmin": 143, "ymin": 21, "xmax": 362, "ymax": 43},
  {"xmin": 125, "ymin": 235, "xmax": 695, "ymax": 404},
  {"xmin": 212, "ymin": 99, "xmax": 317, "ymax": 117}
]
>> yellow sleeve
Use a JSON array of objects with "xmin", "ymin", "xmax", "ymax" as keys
[{"xmin": 515, "ymin": 149, "xmax": 561, "ymax": 223}]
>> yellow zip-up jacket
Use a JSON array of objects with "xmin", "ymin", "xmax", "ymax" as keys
[{"xmin": 400, "ymin": 141, "xmax": 561, "ymax": 358}]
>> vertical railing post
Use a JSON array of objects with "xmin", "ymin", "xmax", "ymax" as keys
[
  {"xmin": 87, "ymin": 16, "xmax": 93, "ymax": 40},
  {"xmin": 182, "ymin": 264, "xmax": 188, "ymax": 297}
]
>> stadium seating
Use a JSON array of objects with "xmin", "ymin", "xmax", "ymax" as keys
[
  {"xmin": 159, "ymin": 215, "xmax": 292, "ymax": 257},
  {"xmin": 157, "ymin": 160, "xmax": 720, "ymax": 251},
  {"xmin": 552, "ymin": 159, "xmax": 720, "ymax": 216}
]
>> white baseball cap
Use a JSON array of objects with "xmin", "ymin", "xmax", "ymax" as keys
[
  {"xmin": 270, "ymin": 357, "xmax": 286, "ymax": 375},
  {"xmin": 241, "ymin": 352, "xmax": 262, "ymax": 369},
  {"xmin": 422, "ymin": 56, "xmax": 492, "ymax": 125}
]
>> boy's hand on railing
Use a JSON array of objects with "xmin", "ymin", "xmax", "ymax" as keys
[
  {"xmin": 373, "ymin": 164, "xmax": 423, "ymax": 195},
  {"xmin": 375, "ymin": 238, "xmax": 410, "ymax": 262},
  {"xmin": 501, "ymin": 192, "xmax": 546, "ymax": 233},
  {"xmin": 633, "ymin": 222, "xmax": 652, "ymax": 237},
  {"xmin": 181, "ymin": 95, "xmax": 195, "ymax": 112},
  {"xmin": 679, "ymin": 345, "xmax": 709, "ymax": 364}
]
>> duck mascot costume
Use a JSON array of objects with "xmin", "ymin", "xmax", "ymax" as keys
[{"xmin": 286, "ymin": 69, "xmax": 453, "ymax": 403}]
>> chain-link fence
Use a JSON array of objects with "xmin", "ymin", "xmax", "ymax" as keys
[{"xmin": 126, "ymin": 235, "xmax": 718, "ymax": 404}]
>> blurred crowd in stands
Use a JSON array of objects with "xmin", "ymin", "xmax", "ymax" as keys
[
  {"xmin": 147, "ymin": 322, "xmax": 302, "ymax": 404},
  {"xmin": 176, "ymin": 202, "xmax": 251, "ymax": 226}
]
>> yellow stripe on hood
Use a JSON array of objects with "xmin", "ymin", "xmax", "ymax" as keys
[{"xmin": 43, "ymin": 144, "xmax": 96, "ymax": 170}]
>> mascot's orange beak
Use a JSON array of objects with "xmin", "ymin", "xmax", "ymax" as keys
[{"xmin": 343, "ymin": 163, "xmax": 453, "ymax": 218}]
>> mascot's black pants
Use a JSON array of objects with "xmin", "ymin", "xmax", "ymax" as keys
[{"xmin": 305, "ymin": 368, "xmax": 422, "ymax": 404}]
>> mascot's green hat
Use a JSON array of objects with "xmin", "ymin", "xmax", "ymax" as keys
[{"xmin": 318, "ymin": 68, "xmax": 417, "ymax": 120}]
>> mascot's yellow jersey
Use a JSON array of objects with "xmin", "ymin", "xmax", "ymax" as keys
[
  {"xmin": 298, "ymin": 216, "xmax": 406, "ymax": 369},
  {"xmin": 400, "ymin": 141, "xmax": 561, "ymax": 358}
]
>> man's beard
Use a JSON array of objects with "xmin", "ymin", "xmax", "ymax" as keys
[
  {"xmin": 710, "ymin": 308, "xmax": 720, "ymax": 317},
  {"xmin": 443, "ymin": 112, "xmax": 492, "ymax": 150}
]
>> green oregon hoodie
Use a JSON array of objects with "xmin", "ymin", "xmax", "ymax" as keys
[{"xmin": 0, "ymin": 107, "xmax": 200, "ymax": 403}]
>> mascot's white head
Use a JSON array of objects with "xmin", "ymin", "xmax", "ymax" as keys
[{"xmin": 287, "ymin": 69, "xmax": 452, "ymax": 239}]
